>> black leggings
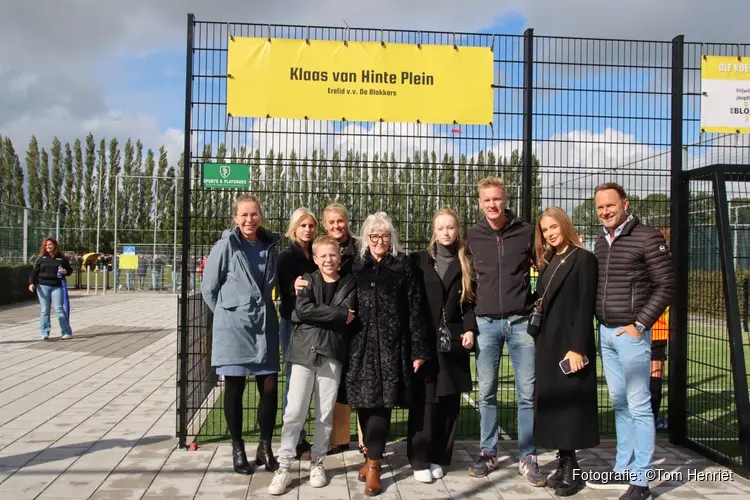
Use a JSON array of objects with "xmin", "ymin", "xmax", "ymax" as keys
[
  {"xmin": 224, "ymin": 374, "xmax": 278, "ymax": 443},
  {"xmin": 358, "ymin": 408, "xmax": 392, "ymax": 460}
]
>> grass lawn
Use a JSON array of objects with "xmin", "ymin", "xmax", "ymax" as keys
[{"xmin": 194, "ymin": 320, "xmax": 748, "ymax": 464}]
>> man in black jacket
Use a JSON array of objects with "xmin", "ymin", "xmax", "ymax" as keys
[
  {"xmin": 586, "ymin": 183, "xmax": 675, "ymax": 500},
  {"xmin": 465, "ymin": 177, "xmax": 544, "ymax": 486}
]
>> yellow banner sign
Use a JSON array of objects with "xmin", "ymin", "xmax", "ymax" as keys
[
  {"xmin": 119, "ymin": 254, "xmax": 139, "ymax": 270},
  {"xmin": 226, "ymin": 37, "xmax": 494, "ymax": 125},
  {"xmin": 701, "ymin": 55, "xmax": 750, "ymax": 134}
]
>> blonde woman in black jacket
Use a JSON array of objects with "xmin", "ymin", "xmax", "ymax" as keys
[{"xmin": 409, "ymin": 208, "xmax": 477, "ymax": 482}]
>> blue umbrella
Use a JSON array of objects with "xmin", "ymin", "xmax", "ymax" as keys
[{"xmin": 62, "ymin": 277, "xmax": 70, "ymax": 319}]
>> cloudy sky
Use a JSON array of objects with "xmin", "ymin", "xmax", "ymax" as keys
[{"xmin": 1, "ymin": 0, "xmax": 748, "ymax": 204}]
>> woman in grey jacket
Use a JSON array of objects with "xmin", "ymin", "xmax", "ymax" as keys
[{"xmin": 201, "ymin": 194, "xmax": 282, "ymax": 475}]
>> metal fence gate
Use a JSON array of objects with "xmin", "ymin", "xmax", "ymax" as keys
[
  {"xmin": 672, "ymin": 164, "xmax": 750, "ymax": 476},
  {"xmin": 177, "ymin": 14, "xmax": 750, "ymax": 476}
]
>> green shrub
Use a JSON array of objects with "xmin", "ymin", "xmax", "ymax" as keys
[
  {"xmin": 0, "ymin": 265, "xmax": 36, "ymax": 305},
  {"xmin": 688, "ymin": 270, "xmax": 750, "ymax": 318}
]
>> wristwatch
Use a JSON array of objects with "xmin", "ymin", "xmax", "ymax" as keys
[{"xmin": 634, "ymin": 322, "xmax": 646, "ymax": 334}]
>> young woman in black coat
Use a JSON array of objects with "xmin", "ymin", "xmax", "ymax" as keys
[
  {"xmin": 408, "ymin": 209, "xmax": 477, "ymax": 483},
  {"xmin": 533, "ymin": 207, "xmax": 599, "ymax": 497},
  {"xmin": 276, "ymin": 207, "xmax": 318, "ymax": 459}
]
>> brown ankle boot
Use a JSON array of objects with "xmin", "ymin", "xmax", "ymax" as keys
[
  {"xmin": 364, "ymin": 459, "xmax": 382, "ymax": 496},
  {"xmin": 358, "ymin": 448, "xmax": 369, "ymax": 481},
  {"xmin": 358, "ymin": 457, "xmax": 369, "ymax": 481}
]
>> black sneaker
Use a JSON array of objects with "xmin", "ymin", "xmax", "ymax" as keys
[
  {"xmin": 619, "ymin": 484, "xmax": 651, "ymax": 500},
  {"xmin": 296, "ymin": 439, "xmax": 312, "ymax": 460},
  {"xmin": 326, "ymin": 443, "xmax": 350, "ymax": 455},
  {"xmin": 468, "ymin": 452, "xmax": 498, "ymax": 477},
  {"xmin": 585, "ymin": 471, "xmax": 631, "ymax": 490}
]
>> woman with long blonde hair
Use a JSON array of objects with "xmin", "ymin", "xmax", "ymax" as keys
[
  {"xmin": 276, "ymin": 207, "xmax": 319, "ymax": 459},
  {"xmin": 532, "ymin": 206, "xmax": 599, "ymax": 497},
  {"xmin": 407, "ymin": 208, "xmax": 477, "ymax": 483}
]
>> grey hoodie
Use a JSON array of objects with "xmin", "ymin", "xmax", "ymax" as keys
[{"xmin": 201, "ymin": 226, "xmax": 281, "ymax": 367}]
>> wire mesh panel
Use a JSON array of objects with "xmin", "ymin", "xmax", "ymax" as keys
[
  {"xmin": 685, "ymin": 177, "xmax": 737, "ymax": 459},
  {"xmin": 534, "ymin": 36, "xmax": 675, "ymax": 437},
  {"xmin": 181, "ymin": 19, "xmax": 530, "ymax": 443},
  {"xmin": 0, "ymin": 203, "xmax": 59, "ymax": 265},
  {"xmin": 114, "ymin": 244, "xmax": 181, "ymax": 292},
  {"xmin": 536, "ymin": 37, "xmax": 674, "ymax": 246},
  {"xmin": 679, "ymin": 168, "xmax": 750, "ymax": 475},
  {"xmin": 683, "ymin": 42, "xmax": 750, "ymax": 173},
  {"xmin": 178, "ymin": 16, "xmax": 750, "ymax": 469}
]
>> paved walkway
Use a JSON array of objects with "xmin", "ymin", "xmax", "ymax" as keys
[{"xmin": 0, "ymin": 293, "xmax": 748, "ymax": 499}]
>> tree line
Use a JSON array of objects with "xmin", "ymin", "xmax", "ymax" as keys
[
  {"xmin": 0, "ymin": 134, "xmax": 182, "ymax": 255},
  {"xmin": 0, "ymin": 134, "xmax": 544, "ymax": 256},
  {"xmin": 188, "ymin": 144, "xmax": 542, "ymax": 250}
]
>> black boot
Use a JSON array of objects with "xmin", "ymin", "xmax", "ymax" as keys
[
  {"xmin": 232, "ymin": 440, "xmax": 253, "ymax": 475},
  {"xmin": 555, "ymin": 452, "xmax": 582, "ymax": 497},
  {"xmin": 546, "ymin": 452, "xmax": 565, "ymax": 489},
  {"xmin": 255, "ymin": 439, "xmax": 279, "ymax": 471}
]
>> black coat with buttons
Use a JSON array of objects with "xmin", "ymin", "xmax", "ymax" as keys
[{"xmin": 345, "ymin": 250, "xmax": 430, "ymax": 409}]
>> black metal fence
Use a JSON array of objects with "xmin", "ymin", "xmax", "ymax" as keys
[
  {"xmin": 176, "ymin": 14, "xmax": 750, "ymax": 475},
  {"xmin": 672, "ymin": 165, "xmax": 750, "ymax": 477}
]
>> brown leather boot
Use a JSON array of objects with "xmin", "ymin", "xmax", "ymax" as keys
[
  {"xmin": 358, "ymin": 457, "xmax": 369, "ymax": 482},
  {"xmin": 358, "ymin": 447, "xmax": 369, "ymax": 481},
  {"xmin": 364, "ymin": 459, "xmax": 382, "ymax": 496}
]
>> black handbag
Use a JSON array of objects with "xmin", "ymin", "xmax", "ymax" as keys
[
  {"xmin": 434, "ymin": 259, "xmax": 466, "ymax": 353},
  {"xmin": 527, "ymin": 248, "xmax": 578, "ymax": 338},
  {"xmin": 437, "ymin": 307, "xmax": 463, "ymax": 353}
]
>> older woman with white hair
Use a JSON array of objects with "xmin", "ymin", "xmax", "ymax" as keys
[{"xmin": 347, "ymin": 212, "xmax": 429, "ymax": 496}]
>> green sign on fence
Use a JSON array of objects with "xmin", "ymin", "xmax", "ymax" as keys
[{"xmin": 202, "ymin": 163, "xmax": 250, "ymax": 189}]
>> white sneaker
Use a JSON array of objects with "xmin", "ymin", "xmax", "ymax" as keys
[
  {"xmin": 268, "ymin": 469, "xmax": 292, "ymax": 495},
  {"xmin": 309, "ymin": 460, "xmax": 327, "ymax": 488},
  {"xmin": 430, "ymin": 464, "xmax": 445, "ymax": 479},
  {"xmin": 413, "ymin": 468, "xmax": 433, "ymax": 483}
]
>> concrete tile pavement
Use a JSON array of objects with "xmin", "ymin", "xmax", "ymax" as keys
[{"xmin": 0, "ymin": 291, "xmax": 747, "ymax": 499}]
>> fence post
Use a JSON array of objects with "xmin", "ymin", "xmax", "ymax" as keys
[
  {"xmin": 22, "ymin": 208, "xmax": 29, "ymax": 264},
  {"xmin": 114, "ymin": 174, "xmax": 119, "ymax": 293},
  {"xmin": 668, "ymin": 34, "xmax": 688, "ymax": 447},
  {"xmin": 173, "ymin": 178, "xmax": 178, "ymax": 294},
  {"xmin": 743, "ymin": 277, "xmax": 749, "ymax": 332},
  {"xmin": 522, "ymin": 28, "xmax": 534, "ymax": 223},
  {"xmin": 56, "ymin": 211, "xmax": 60, "ymax": 241},
  {"xmin": 178, "ymin": 12, "xmax": 196, "ymax": 449}
]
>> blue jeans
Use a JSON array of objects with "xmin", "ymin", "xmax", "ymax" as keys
[
  {"xmin": 599, "ymin": 325, "xmax": 654, "ymax": 487},
  {"xmin": 125, "ymin": 270, "xmax": 135, "ymax": 290},
  {"xmin": 280, "ymin": 318, "xmax": 306, "ymax": 443},
  {"xmin": 37, "ymin": 285, "xmax": 72, "ymax": 337},
  {"xmin": 151, "ymin": 269, "xmax": 160, "ymax": 290},
  {"xmin": 475, "ymin": 316, "xmax": 536, "ymax": 458}
]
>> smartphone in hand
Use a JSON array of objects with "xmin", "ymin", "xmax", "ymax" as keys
[{"xmin": 559, "ymin": 355, "xmax": 590, "ymax": 375}]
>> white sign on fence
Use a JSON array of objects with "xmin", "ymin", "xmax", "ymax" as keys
[{"xmin": 701, "ymin": 55, "xmax": 750, "ymax": 134}]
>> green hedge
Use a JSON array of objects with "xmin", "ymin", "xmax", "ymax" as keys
[
  {"xmin": 0, "ymin": 265, "xmax": 36, "ymax": 305},
  {"xmin": 688, "ymin": 270, "xmax": 749, "ymax": 317}
]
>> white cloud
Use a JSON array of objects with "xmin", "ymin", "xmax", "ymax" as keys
[
  {"xmin": 243, "ymin": 119, "xmax": 456, "ymax": 163},
  {"xmin": 0, "ymin": 106, "xmax": 183, "ymax": 166},
  {"xmin": 537, "ymin": 128, "xmax": 668, "ymax": 212},
  {"xmin": 1, "ymin": 0, "xmax": 748, "ymax": 182}
]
